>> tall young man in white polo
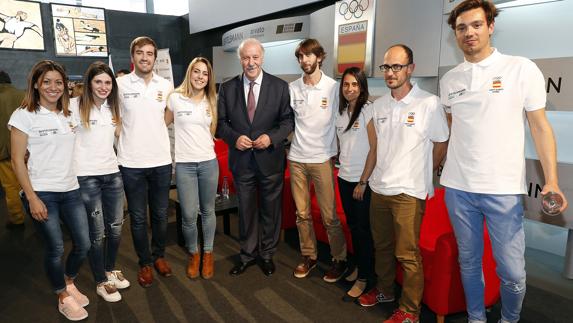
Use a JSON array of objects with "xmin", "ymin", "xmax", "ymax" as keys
[
  {"xmin": 441, "ymin": 1, "xmax": 568, "ymax": 322},
  {"xmin": 359, "ymin": 44, "xmax": 449, "ymax": 323},
  {"xmin": 117, "ymin": 36, "xmax": 174, "ymax": 287},
  {"xmin": 289, "ymin": 38, "xmax": 348, "ymax": 282}
]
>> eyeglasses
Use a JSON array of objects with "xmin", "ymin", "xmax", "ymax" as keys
[{"xmin": 379, "ymin": 64, "xmax": 410, "ymax": 72}]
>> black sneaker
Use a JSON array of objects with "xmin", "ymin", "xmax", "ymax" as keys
[{"xmin": 323, "ymin": 259, "xmax": 347, "ymax": 283}]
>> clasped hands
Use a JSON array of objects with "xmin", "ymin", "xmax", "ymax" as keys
[{"xmin": 235, "ymin": 134, "xmax": 271, "ymax": 151}]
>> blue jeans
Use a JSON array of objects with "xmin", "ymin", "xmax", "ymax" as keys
[
  {"xmin": 176, "ymin": 159, "xmax": 218, "ymax": 253},
  {"xmin": 445, "ymin": 188, "xmax": 526, "ymax": 323},
  {"xmin": 120, "ymin": 164, "xmax": 172, "ymax": 267},
  {"xmin": 21, "ymin": 190, "xmax": 91, "ymax": 293},
  {"xmin": 78, "ymin": 172, "xmax": 125, "ymax": 284}
]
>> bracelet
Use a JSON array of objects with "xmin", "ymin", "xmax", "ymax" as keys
[{"xmin": 358, "ymin": 181, "xmax": 367, "ymax": 186}]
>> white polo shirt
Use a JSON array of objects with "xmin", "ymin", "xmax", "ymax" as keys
[
  {"xmin": 116, "ymin": 72, "xmax": 173, "ymax": 168},
  {"xmin": 167, "ymin": 93, "xmax": 215, "ymax": 163},
  {"xmin": 8, "ymin": 106, "xmax": 79, "ymax": 192},
  {"xmin": 335, "ymin": 102, "xmax": 373, "ymax": 182},
  {"xmin": 288, "ymin": 71, "xmax": 338, "ymax": 163},
  {"xmin": 69, "ymin": 97, "xmax": 119, "ymax": 176},
  {"xmin": 370, "ymin": 84, "xmax": 449, "ymax": 199},
  {"xmin": 439, "ymin": 49, "xmax": 546, "ymax": 194}
]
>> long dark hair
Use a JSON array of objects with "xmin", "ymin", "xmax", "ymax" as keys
[
  {"xmin": 79, "ymin": 61, "xmax": 119, "ymax": 128},
  {"xmin": 338, "ymin": 67, "xmax": 369, "ymax": 132},
  {"xmin": 21, "ymin": 60, "xmax": 70, "ymax": 116}
]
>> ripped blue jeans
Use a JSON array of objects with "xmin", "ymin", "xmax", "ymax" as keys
[
  {"xmin": 78, "ymin": 172, "xmax": 125, "ymax": 284},
  {"xmin": 445, "ymin": 188, "xmax": 526, "ymax": 323}
]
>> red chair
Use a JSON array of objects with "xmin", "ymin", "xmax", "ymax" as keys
[
  {"xmin": 401, "ymin": 188, "xmax": 501, "ymax": 323},
  {"xmin": 214, "ymin": 140, "xmax": 236, "ymax": 194}
]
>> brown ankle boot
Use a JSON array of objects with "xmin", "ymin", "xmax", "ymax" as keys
[
  {"xmin": 186, "ymin": 252, "xmax": 200, "ymax": 279},
  {"xmin": 201, "ymin": 252, "xmax": 214, "ymax": 279}
]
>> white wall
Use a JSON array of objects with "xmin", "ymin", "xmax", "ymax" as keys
[{"xmin": 188, "ymin": 0, "xmax": 321, "ymax": 34}]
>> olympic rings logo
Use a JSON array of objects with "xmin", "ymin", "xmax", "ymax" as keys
[{"xmin": 338, "ymin": 0, "xmax": 369, "ymax": 20}]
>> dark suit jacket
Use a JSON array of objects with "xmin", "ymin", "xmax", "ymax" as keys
[{"xmin": 216, "ymin": 71, "xmax": 294, "ymax": 176}]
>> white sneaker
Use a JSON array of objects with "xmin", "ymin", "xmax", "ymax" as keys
[
  {"xmin": 58, "ymin": 296, "xmax": 88, "ymax": 321},
  {"xmin": 96, "ymin": 281, "xmax": 122, "ymax": 302},
  {"xmin": 107, "ymin": 270, "xmax": 130, "ymax": 289},
  {"xmin": 66, "ymin": 283, "xmax": 89, "ymax": 307}
]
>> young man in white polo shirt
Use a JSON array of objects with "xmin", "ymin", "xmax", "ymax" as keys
[
  {"xmin": 441, "ymin": 1, "xmax": 568, "ymax": 323},
  {"xmin": 289, "ymin": 38, "xmax": 348, "ymax": 282},
  {"xmin": 117, "ymin": 36, "xmax": 174, "ymax": 288},
  {"xmin": 358, "ymin": 45, "xmax": 448, "ymax": 323}
]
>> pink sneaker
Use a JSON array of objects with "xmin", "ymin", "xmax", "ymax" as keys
[
  {"xmin": 58, "ymin": 296, "xmax": 88, "ymax": 321},
  {"xmin": 66, "ymin": 283, "xmax": 89, "ymax": 307}
]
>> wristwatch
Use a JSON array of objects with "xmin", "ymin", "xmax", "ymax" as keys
[{"xmin": 358, "ymin": 181, "xmax": 368, "ymax": 186}]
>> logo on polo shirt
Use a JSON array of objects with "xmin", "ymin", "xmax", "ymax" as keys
[
  {"xmin": 177, "ymin": 110, "xmax": 192, "ymax": 117},
  {"xmin": 123, "ymin": 92, "xmax": 140, "ymax": 99},
  {"xmin": 447, "ymin": 88, "xmax": 466, "ymax": 100},
  {"xmin": 38, "ymin": 128, "xmax": 59, "ymax": 136},
  {"xmin": 489, "ymin": 76, "xmax": 504, "ymax": 93},
  {"xmin": 156, "ymin": 91, "xmax": 164, "ymax": 102},
  {"xmin": 405, "ymin": 112, "xmax": 415, "ymax": 127},
  {"xmin": 320, "ymin": 97, "xmax": 328, "ymax": 109},
  {"xmin": 352, "ymin": 120, "xmax": 360, "ymax": 131}
]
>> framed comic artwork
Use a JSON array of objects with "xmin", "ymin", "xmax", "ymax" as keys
[
  {"xmin": 51, "ymin": 3, "xmax": 108, "ymax": 57},
  {"xmin": 0, "ymin": 0, "xmax": 45, "ymax": 51}
]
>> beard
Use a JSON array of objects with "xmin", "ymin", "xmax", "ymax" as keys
[{"xmin": 302, "ymin": 61, "xmax": 319, "ymax": 75}]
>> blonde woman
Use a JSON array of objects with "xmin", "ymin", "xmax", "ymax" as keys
[{"xmin": 165, "ymin": 57, "xmax": 218, "ymax": 279}]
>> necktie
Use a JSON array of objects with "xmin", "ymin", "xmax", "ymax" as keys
[{"xmin": 247, "ymin": 81, "xmax": 256, "ymax": 122}]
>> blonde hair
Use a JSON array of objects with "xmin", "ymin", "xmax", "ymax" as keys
[{"xmin": 172, "ymin": 57, "xmax": 217, "ymax": 136}]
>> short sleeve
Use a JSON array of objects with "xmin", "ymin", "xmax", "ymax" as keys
[
  {"xmin": 522, "ymin": 59, "xmax": 546, "ymax": 111},
  {"xmin": 428, "ymin": 96, "xmax": 449, "ymax": 143},
  {"xmin": 7, "ymin": 108, "xmax": 31, "ymax": 135},
  {"xmin": 438, "ymin": 78, "xmax": 451, "ymax": 113},
  {"xmin": 68, "ymin": 97, "xmax": 81, "ymax": 124},
  {"xmin": 166, "ymin": 93, "xmax": 175, "ymax": 112},
  {"xmin": 362, "ymin": 102, "xmax": 374, "ymax": 123}
]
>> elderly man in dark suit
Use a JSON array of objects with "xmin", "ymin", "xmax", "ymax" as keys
[{"xmin": 217, "ymin": 38, "xmax": 294, "ymax": 276}]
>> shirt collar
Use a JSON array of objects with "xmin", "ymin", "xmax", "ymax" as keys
[
  {"xmin": 301, "ymin": 70, "xmax": 327, "ymax": 90},
  {"xmin": 129, "ymin": 72, "xmax": 159, "ymax": 84},
  {"xmin": 38, "ymin": 105, "xmax": 62, "ymax": 115},
  {"xmin": 100, "ymin": 100, "xmax": 110, "ymax": 109},
  {"xmin": 461, "ymin": 48, "xmax": 501, "ymax": 71},
  {"xmin": 390, "ymin": 83, "xmax": 419, "ymax": 105},
  {"xmin": 243, "ymin": 71, "xmax": 263, "ymax": 87}
]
